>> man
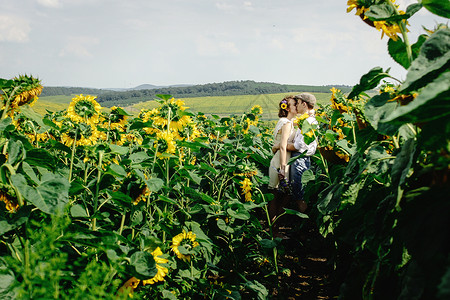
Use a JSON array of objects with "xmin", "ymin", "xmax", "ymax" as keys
[{"xmin": 273, "ymin": 92, "xmax": 318, "ymax": 212}]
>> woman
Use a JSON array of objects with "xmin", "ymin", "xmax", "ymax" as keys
[{"xmin": 268, "ymin": 95, "xmax": 297, "ymax": 233}]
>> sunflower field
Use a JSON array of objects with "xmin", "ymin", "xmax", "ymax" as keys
[{"xmin": 1, "ymin": 0, "xmax": 450, "ymax": 299}]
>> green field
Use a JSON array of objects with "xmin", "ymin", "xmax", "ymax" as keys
[
  {"xmin": 35, "ymin": 92, "xmax": 332, "ymax": 120},
  {"xmin": 32, "ymin": 95, "xmax": 74, "ymax": 115},
  {"xmin": 129, "ymin": 92, "xmax": 331, "ymax": 120}
]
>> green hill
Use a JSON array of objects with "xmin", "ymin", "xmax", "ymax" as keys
[
  {"xmin": 97, "ymin": 80, "xmax": 351, "ymax": 107},
  {"xmin": 40, "ymin": 80, "xmax": 351, "ymax": 108}
]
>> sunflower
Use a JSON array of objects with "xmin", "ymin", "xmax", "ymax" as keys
[
  {"xmin": 133, "ymin": 186, "xmax": 150, "ymax": 205},
  {"xmin": 234, "ymin": 165, "xmax": 258, "ymax": 178},
  {"xmin": 106, "ymin": 106, "xmax": 128, "ymax": 130},
  {"xmin": 118, "ymin": 247, "xmax": 169, "ymax": 294},
  {"xmin": 67, "ymin": 94, "xmax": 102, "ymax": 124},
  {"xmin": 124, "ymin": 133, "xmax": 143, "ymax": 145},
  {"xmin": 280, "ymin": 103, "xmax": 287, "ymax": 110},
  {"xmin": 61, "ymin": 123, "xmax": 100, "ymax": 147},
  {"xmin": 142, "ymin": 247, "xmax": 169, "ymax": 285},
  {"xmin": 12, "ymin": 115, "xmax": 49, "ymax": 143},
  {"xmin": 155, "ymin": 130, "xmax": 176, "ymax": 158},
  {"xmin": 178, "ymin": 121, "xmax": 201, "ymax": 141},
  {"xmin": 140, "ymin": 109, "xmax": 160, "ymax": 135},
  {"xmin": 10, "ymin": 75, "xmax": 43, "ymax": 108},
  {"xmin": 335, "ymin": 150, "xmax": 350, "ymax": 162},
  {"xmin": 294, "ymin": 112, "xmax": 310, "ymax": 128},
  {"xmin": 240, "ymin": 178, "xmax": 253, "ymax": 202},
  {"xmin": 242, "ymin": 117, "xmax": 258, "ymax": 135},
  {"xmin": 373, "ymin": 20, "xmax": 404, "ymax": 41},
  {"xmin": 171, "ymin": 230, "xmax": 199, "ymax": 261},
  {"xmin": 251, "ymin": 105, "xmax": 263, "ymax": 115},
  {"xmin": 100, "ymin": 128, "xmax": 126, "ymax": 145},
  {"xmin": 153, "ymin": 98, "xmax": 191, "ymax": 132},
  {"xmin": 346, "ymin": 0, "xmax": 368, "ymax": 16},
  {"xmin": 330, "ymin": 88, "xmax": 349, "ymax": 113},
  {"xmin": 393, "ymin": 93, "xmax": 416, "ymax": 106},
  {"xmin": 0, "ymin": 186, "xmax": 19, "ymax": 213}
]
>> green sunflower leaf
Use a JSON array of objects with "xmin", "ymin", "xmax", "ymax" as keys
[
  {"xmin": 0, "ymin": 205, "xmax": 31, "ymax": 235},
  {"xmin": 24, "ymin": 148, "xmax": 57, "ymax": 171},
  {"xmin": 388, "ymin": 34, "xmax": 427, "ymax": 69},
  {"xmin": 129, "ymin": 120, "xmax": 153, "ymax": 130},
  {"xmin": 284, "ymin": 208, "xmax": 308, "ymax": 219},
  {"xmin": 145, "ymin": 178, "xmax": 164, "ymax": 193},
  {"xmin": 365, "ymin": 3, "xmax": 395, "ymax": 21},
  {"xmin": 155, "ymin": 94, "xmax": 173, "ymax": 101},
  {"xmin": 177, "ymin": 245, "xmax": 190, "ymax": 255},
  {"xmin": 259, "ymin": 238, "xmax": 280, "ymax": 249},
  {"xmin": 70, "ymin": 204, "xmax": 89, "ymax": 218},
  {"xmin": 107, "ymin": 163, "xmax": 127, "ymax": 179},
  {"xmin": 348, "ymin": 67, "xmax": 391, "ymax": 99},
  {"xmin": 7, "ymin": 140, "xmax": 25, "ymax": 166},
  {"xmin": 364, "ymin": 93, "xmax": 400, "ymax": 135},
  {"xmin": 400, "ymin": 28, "xmax": 450, "ymax": 93},
  {"xmin": 109, "ymin": 144, "xmax": 128, "ymax": 155},
  {"xmin": 11, "ymin": 173, "xmax": 69, "ymax": 215},
  {"xmin": 0, "ymin": 118, "xmax": 13, "ymax": 133},
  {"xmin": 388, "ymin": 38, "xmax": 409, "ymax": 69},
  {"xmin": 383, "ymin": 70, "xmax": 450, "ymax": 125},
  {"xmin": 129, "ymin": 251, "xmax": 157, "ymax": 280},
  {"xmin": 422, "ymin": 0, "xmax": 450, "ymax": 18},
  {"xmin": 227, "ymin": 206, "xmax": 250, "ymax": 220},
  {"xmin": 217, "ymin": 218, "xmax": 234, "ymax": 233},
  {"xmin": 114, "ymin": 107, "xmax": 132, "ymax": 116}
]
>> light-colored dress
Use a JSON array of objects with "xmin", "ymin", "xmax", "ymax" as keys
[{"xmin": 268, "ymin": 117, "xmax": 296, "ymax": 189}]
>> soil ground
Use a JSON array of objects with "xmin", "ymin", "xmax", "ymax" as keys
[{"xmin": 263, "ymin": 215, "xmax": 341, "ymax": 299}]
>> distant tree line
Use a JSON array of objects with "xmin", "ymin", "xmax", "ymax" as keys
[
  {"xmin": 41, "ymin": 87, "xmax": 111, "ymax": 97},
  {"xmin": 42, "ymin": 80, "xmax": 353, "ymax": 107}
]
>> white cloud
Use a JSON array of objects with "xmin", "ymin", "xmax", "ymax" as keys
[
  {"xmin": 291, "ymin": 27, "xmax": 355, "ymax": 59},
  {"xmin": 216, "ymin": 1, "xmax": 254, "ymax": 13},
  {"xmin": 243, "ymin": 1, "xmax": 254, "ymax": 11},
  {"xmin": 196, "ymin": 35, "xmax": 240, "ymax": 57},
  {"xmin": 0, "ymin": 15, "xmax": 30, "ymax": 43},
  {"xmin": 270, "ymin": 39, "xmax": 284, "ymax": 50},
  {"xmin": 216, "ymin": 2, "xmax": 234, "ymax": 11},
  {"xmin": 36, "ymin": 0, "xmax": 61, "ymax": 8},
  {"xmin": 122, "ymin": 19, "xmax": 149, "ymax": 31},
  {"xmin": 58, "ymin": 36, "xmax": 99, "ymax": 58}
]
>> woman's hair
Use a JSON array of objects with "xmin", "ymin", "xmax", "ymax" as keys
[{"xmin": 278, "ymin": 95, "xmax": 296, "ymax": 118}]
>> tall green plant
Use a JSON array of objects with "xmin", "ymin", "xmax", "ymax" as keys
[{"xmin": 303, "ymin": 1, "xmax": 450, "ymax": 298}]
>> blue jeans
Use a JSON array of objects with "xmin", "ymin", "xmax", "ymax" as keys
[{"xmin": 290, "ymin": 152, "xmax": 311, "ymax": 201}]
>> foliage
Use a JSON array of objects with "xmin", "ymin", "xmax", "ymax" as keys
[
  {"xmin": 1, "ymin": 1, "xmax": 448, "ymax": 299},
  {"xmin": 299, "ymin": 1, "xmax": 450, "ymax": 299},
  {"xmin": 0, "ymin": 84, "xmax": 294, "ymax": 298}
]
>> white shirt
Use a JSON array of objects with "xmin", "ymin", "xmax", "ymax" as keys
[{"xmin": 293, "ymin": 116, "xmax": 318, "ymax": 156}]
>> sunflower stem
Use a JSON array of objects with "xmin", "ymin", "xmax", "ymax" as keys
[
  {"xmin": 387, "ymin": 0, "xmax": 412, "ymax": 64},
  {"xmin": 118, "ymin": 210, "xmax": 126, "ymax": 241},
  {"xmin": 92, "ymin": 150, "xmax": 104, "ymax": 231},
  {"xmin": 1, "ymin": 87, "xmax": 20, "ymax": 119},
  {"xmin": 255, "ymin": 187, "xmax": 279, "ymax": 274},
  {"xmin": 68, "ymin": 130, "xmax": 78, "ymax": 182}
]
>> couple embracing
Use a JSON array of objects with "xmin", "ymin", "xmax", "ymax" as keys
[{"xmin": 268, "ymin": 93, "xmax": 318, "ymax": 235}]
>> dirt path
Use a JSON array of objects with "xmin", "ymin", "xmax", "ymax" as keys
[{"xmin": 267, "ymin": 217, "xmax": 340, "ymax": 299}]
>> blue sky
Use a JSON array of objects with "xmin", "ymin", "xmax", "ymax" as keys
[{"xmin": 0, "ymin": 0, "xmax": 447, "ymax": 88}]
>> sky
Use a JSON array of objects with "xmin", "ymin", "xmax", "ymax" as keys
[{"xmin": 0, "ymin": 0, "xmax": 447, "ymax": 89}]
